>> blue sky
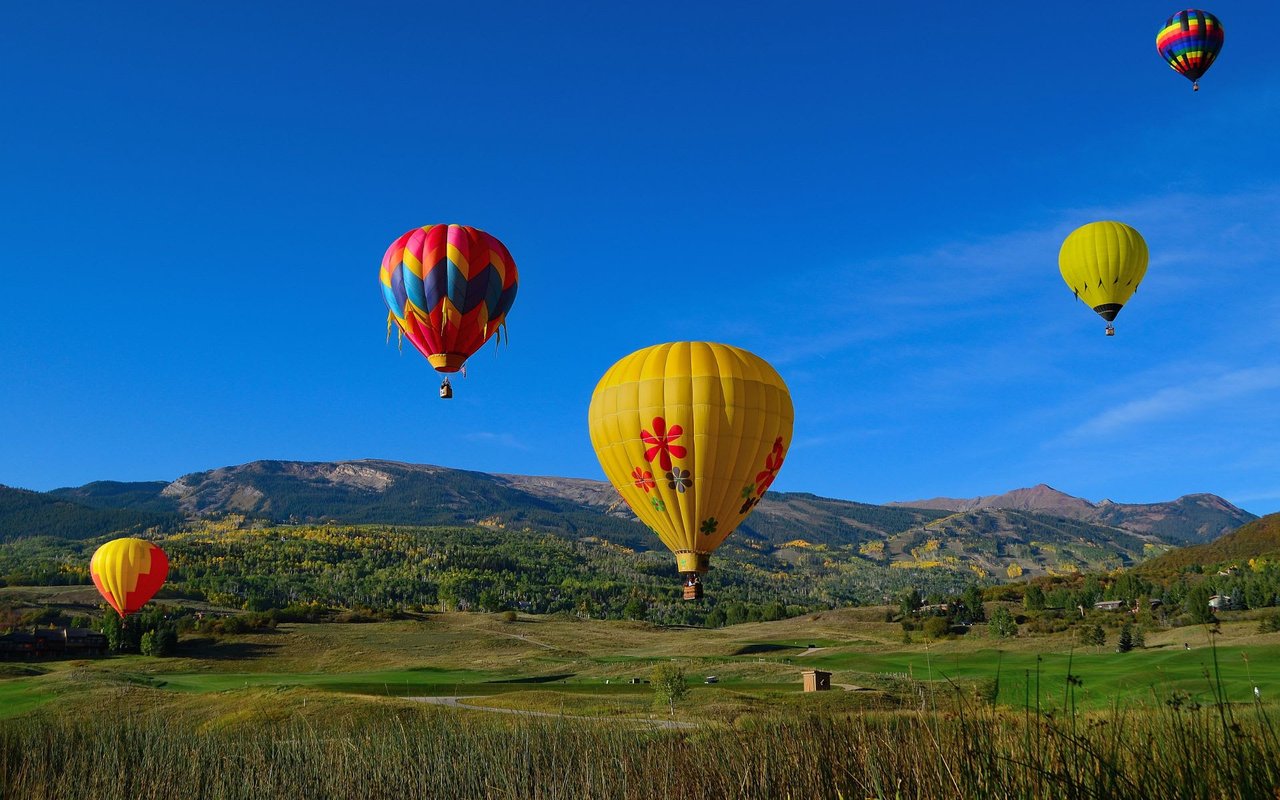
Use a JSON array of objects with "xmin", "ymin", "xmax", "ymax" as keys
[{"xmin": 2, "ymin": 2, "xmax": 1279, "ymax": 513}]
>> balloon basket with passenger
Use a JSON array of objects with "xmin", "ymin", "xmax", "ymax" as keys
[{"xmin": 677, "ymin": 552, "xmax": 710, "ymax": 601}]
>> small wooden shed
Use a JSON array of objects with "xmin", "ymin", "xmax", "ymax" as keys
[{"xmin": 802, "ymin": 669, "xmax": 831, "ymax": 692}]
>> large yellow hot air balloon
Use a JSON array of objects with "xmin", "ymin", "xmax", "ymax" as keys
[
  {"xmin": 1059, "ymin": 221, "xmax": 1149, "ymax": 336},
  {"xmin": 90, "ymin": 538, "xmax": 169, "ymax": 618},
  {"xmin": 588, "ymin": 342, "xmax": 793, "ymax": 599}
]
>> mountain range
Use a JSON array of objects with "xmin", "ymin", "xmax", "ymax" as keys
[
  {"xmin": 0, "ymin": 459, "xmax": 1256, "ymax": 583},
  {"xmin": 889, "ymin": 484, "xmax": 1251, "ymax": 545}
]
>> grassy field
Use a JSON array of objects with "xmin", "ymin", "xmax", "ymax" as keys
[
  {"xmin": 3, "ymin": 606, "xmax": 1280, "ymax": 722},
  {"xmin": 4, "ymin": 607, "xmax": 1280, "ymax": 798}
]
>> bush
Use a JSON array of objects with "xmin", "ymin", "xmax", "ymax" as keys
[
  {"xmin": 988, "ymin": 606, "xmax": 1017, "ymax": 638},
  {"xmin": 922, "ymin": 616, "xmax": 950, "ymax": 640},
  {"xmin": 1259, "ymin": 614, "xmax": 1280, "ymax": 634}
]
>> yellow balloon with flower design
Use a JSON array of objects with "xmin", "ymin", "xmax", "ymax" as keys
[{"xmin": 587, "ymin": 342, "xmax": 794, "ymax": 599}]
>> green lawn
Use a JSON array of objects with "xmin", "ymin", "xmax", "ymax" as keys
[
  {"xmin": 804, "ymin": 642, "xmax": 1280, "ymax": 709},
  {"xmin": 3, "ymin": 611, "xmax": 1278, "ymax": 720}
]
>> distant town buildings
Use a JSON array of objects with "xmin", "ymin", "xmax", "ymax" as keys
[{"xmin": 0, "ymin": 627, "xmax": 108, "ymax": 660}]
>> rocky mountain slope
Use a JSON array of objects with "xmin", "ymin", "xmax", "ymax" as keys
[
  {"xmin": 889, "ymin": 484, "xmax": 1254, "ymax": 545},
  {"xmin": 25, "ymin": 459, "xmax": 1254, "ymax": 581}
]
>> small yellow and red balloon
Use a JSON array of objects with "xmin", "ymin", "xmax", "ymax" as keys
[{"xmin": 90, "ymin": 538, "xmax": 169, "ymax": 618}]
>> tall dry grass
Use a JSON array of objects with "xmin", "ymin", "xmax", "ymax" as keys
[{"xmin": 2, "ymin": 689, "xmax": 1278, "ymax": 800}]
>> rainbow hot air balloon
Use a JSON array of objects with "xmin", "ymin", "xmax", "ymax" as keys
[
  {"xmin": 379, "ymin": 224, "xmax": 519, "ymax": 399},
  {"xmin": 1059, "ymin": 221, "xmax": 1149, "ymax": 336},
  {"xmin": 1157, "ymin": 9, "xmax": 1224, "ymax": 91},
  {"xmin": 90, "ymin": 538, "xmax": 169, "ymax": 618},
  {"xmin": 588, "ymin": 342, "xmax": 794, "ymax": 600}
]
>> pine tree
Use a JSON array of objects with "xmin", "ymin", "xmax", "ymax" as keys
[{"xmin": 1117, "ymin": 623, "xmax": 1134, "ymax": 653}]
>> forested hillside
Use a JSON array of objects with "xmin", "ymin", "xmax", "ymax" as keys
[{"xmin": 0, "ymin": 486, "xmax": 179, "ymax": 543}]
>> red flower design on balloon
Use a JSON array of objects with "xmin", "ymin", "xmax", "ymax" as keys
[
  {"xmin": 641, "ymin": 417, "xmax": 686, "ymax": 472},
  {"xmin": 631, "ymin": 467, "xmax": 656, "ymax": 493},
  {"xmin": 754, "ymin": 437, "xmax": 786, "ymax": 496}
]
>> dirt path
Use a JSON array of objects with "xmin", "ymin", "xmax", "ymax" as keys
[
  {"xmin": 494, "ymin": 631, "xmax": 557, "ymax": 650},
  {"xmin": 408, "ymin": 696, "xmax": 697, "ymax": 729}
]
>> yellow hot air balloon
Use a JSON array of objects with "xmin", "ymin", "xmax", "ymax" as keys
[
  {"xmin": 90, "ymin": 538, "xmax": 169, "ymax": 618},
  {"xmin": 1059, "ymin": 221, "xmax": 1149, "ymax": 336},
  {"xmin": 588, "ymin": 342, "xmax": 793, "ymax": 600}
]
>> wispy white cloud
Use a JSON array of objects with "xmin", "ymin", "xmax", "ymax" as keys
[
  {"xmin": 1060, "ymin": 366, "xmax": 1280, "ymax": 441},
  {"xmin": 461, "ymin": 431, "xmax": 530, "ymax": 451},
  {"xmin": 765, "ymin": 186, "xmax": 1280, "ymax": 366}
]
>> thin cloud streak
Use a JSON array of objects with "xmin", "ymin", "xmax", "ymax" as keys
[
  {"xmin": 1062, "ymin": 366, "xmax": 1280, "ymax": 441},
  {"xmin": 461, "ymin": 432, "xmax": 531, "ymax": 451},
  {"xmin": 767, "ymin": 186, "xmax": 1280, "ymax": 366}
]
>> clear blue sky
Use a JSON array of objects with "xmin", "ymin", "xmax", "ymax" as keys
[{"xmin": 2, "ymin": 2, "xmax": 1278, "ymax": 513}]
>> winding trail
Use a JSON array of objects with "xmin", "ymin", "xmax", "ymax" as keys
[
  {"xmin": 494, "ymin": 631, "xmax": 557, "ymax": 650},
  {"xmin": 409, "ymin": 696, "xmax": 697, "ymax": 729}
]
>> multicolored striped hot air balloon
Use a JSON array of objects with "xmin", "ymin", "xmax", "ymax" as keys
[
  {"xmin": 379, "ymin": 224, "xmax": 519, "ymax": 398},
  {"xmin": 588, "ymin": 342, "xmax": 794, "ymax": 600},
  {"xmin": 90, "ymin": 538, "xmax": 169, "ymax": 618},
  {"xmin": 1157, "ymin": 9, "xmax": 1224, "ymax": 91}
]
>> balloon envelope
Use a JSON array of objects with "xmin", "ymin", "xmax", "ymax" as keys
[
  {"xmin": 1059, "ymin": 221, "xmax": 1149, "ymax": 325},
  {"xmin": 588, "ymin": 342, "xmax": 793, "ymax": 581},
  {"xmin": 379, "ymin": 224, "xmax": 518, "ymax": 373},
  {"xmin": 1157, "ymin": 9, "xmax": 1224, "ymax": 87},
  {"xmin": 90, "ymin": 538, "xmax": 168, "ymax": 618}
]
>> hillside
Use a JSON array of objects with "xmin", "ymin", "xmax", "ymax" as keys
[
  {"xmin": 0, "ymin": 485, "xmax": 179, "ymax": 543},
  {"xmin": 5, "ymin": 459, "xmax": 1248, "ymax": 586},
  {"xmin": 48, "ymin": 460, "xmax": 950, "ymax": 550},
  {"xmin": 1137, "ymin": 513, "xmax": 1280, "ymax": 576},
  {"xmin": 48, "ymin": 481, "xmax": 179, "ymax": 514},
  {"xmin": 890, "ymin": 484, "xmax": 1253, "ymax": 545}
]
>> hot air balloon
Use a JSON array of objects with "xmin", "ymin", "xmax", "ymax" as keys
[
  {"xmin": 1059, "ymin": 221, "xmax": 1149, "ymax": 336},
  {"xmin": 379, "ymin": 224, "xmax": 519, "ymax": 399},
  {"xmin": 90, "ymin": 538, "xmax": 169, "ymax": 618},
  {"xmin": 1157, "ymin": 9, "xmax": 1224, "ymax": 91},
  {"xmin": 588, "ymin": 342, "xmax": 793, "ymax": 600}
]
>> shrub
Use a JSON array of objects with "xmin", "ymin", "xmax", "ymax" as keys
[
  {"xmin": 922, "ymin": 616, "xmax": 950, "ymax": 640},
  {"xmin": 988, "ymin": 606, "xmax": 1017, "ymax": 638}
]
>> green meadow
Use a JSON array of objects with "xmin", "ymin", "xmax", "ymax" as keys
[
  {"xmin": 4, "ymin": 609, "xmax": 1280, "ymax": 799},
  {"xmin": 3, "ymin": 608, "xmax": 1280, "ymax": 721}
]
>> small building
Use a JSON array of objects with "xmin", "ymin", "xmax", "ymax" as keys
[
  {"xmin": 802, "ymin": 669, "xmax": 831, "ymax": 692},
  {"xmin": 1093, "ymin": 600, "xmax": 1126, "ymax": 612},
  {"xmin": 915, "ymin": 603, "xmax": 949, "ymax": 616},
  {"xmin": 1209, "ymin": 595, "xmax": 1237, "ymax": 611}
]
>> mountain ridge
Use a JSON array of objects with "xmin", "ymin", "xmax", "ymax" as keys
[
  {"xmin": 15, "ymin": 459, "xmax": 1251, "ymax": 581},
  {"xmin": 889, "ymin": 483, "xmax": 1253, "ymax": 545}
]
